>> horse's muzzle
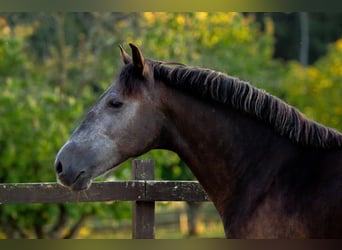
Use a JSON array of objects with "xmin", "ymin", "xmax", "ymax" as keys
[{"xmin": 54, "ymin": 142, "xmax": 92, "ymax": 191}]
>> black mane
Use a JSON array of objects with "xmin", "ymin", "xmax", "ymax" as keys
[{"xmin": 153, "ymin": 62, "xmax": 342, "ymax": 149}]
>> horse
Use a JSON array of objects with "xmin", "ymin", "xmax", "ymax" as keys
[{"xmin": 54, "ymin": 43, "xmax": 342, "ymax": 238}]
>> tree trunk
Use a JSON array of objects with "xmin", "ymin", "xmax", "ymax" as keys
[
  {"xmin": 186, "ymin": 202, "xmax": 202, "ymax": 237},
  {"xmin": 64, "ymin": 213, "xmax": 91, "ymax": 239},
  {"xmin": 48, "ymin": 204, "xmax": 68, "ymax": 238},
  {"xmin": 55, "ymin": 12, "xmax": 67, "ymax": 92},
  {"xmin": 299, "ymin": 12, "xmax": 309, "ymax": 66}
]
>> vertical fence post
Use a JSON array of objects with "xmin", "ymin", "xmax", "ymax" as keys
[{"xmin": 132, "ymin": 159, "xmax": 155, "ymax": 239}]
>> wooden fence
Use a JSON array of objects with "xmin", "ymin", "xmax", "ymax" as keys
[{"xmin": 0, "ymin": 159, "xmax": 210, "ymax": 239}]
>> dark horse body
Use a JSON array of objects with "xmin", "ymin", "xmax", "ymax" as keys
[{"xmin": 55, "ymin": 44, "xmax": 342, "ymax": 238}]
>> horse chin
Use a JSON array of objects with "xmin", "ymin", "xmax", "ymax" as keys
[
  {"xmin": 58, "ymin": 161, "xmax": 122, "ymax": 192},
  {"xmin": 57, "ymin": 175, "xmax": 92, "ymax": 192},
  {"xmin": 70, "ymin": 179, "xmax": 92, "ymax": 192}
]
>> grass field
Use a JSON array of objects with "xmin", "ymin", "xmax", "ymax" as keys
[{"xmin": 77, "ymin": 202, "xmax": 225, "ymax": 239}]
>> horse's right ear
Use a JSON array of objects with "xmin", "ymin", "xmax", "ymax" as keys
[{"xmin": 119, "ymin": 45, "xmax": 131, "ymax": 64}]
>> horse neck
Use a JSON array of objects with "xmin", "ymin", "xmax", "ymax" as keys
[{"xmin": 157, "ymin": 81, "xmax": 297, "ymax": 215}]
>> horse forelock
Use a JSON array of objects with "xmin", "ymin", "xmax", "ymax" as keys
[
  {"xmin": 118, "ymin": 62, "xmax": 154, "ymax": 96},
  {"xmin": 153, "ymin": 62, "xmax": 342, "ymax": 149}
]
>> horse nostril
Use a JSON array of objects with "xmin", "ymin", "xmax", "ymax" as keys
[{"xmin": 56, "ymin": 161, "xmax": 63, "ymax": 174}]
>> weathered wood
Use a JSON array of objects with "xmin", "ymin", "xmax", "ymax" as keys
[
  {"xmin": 132, "ymin": 159, "xmax": 155, "ymax": 239},
  {"xmin": 0, "ymin": 181, "xmax": 209, "ymax": 204},
  {"xmin": 0, "ymin": 181, "xmax": 145, "ymax": 204},
  {"xmin": 145, "ymin": 181, "xmax": 210, "ymax": 201}
]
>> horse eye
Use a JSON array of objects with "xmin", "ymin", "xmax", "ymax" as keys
[{"xmin": 108, "ymin": 100, "xmax": 123, "ymax": 109}]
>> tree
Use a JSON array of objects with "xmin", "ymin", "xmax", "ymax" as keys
[
  {"xmin": 282, "ymin": 38, "xmax": 342, "ymax": 131},
  {"xmin": 299, "ymin": 12, "xmax": 309, "ymax": 66},
  {"xmin": 254, "ymin": 13, "xmax": 342, "ymax": 64},
  {"xmin": 0, "ymin": 15, "xmax": 132, "ymax": 238}
]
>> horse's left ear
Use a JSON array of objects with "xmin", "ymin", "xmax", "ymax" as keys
[
  {"xmin": 119, "ymin": 45, "xmax": 131, "ymax": 64},
  {"xmin": 129, "ymin": 43, "xmax": 145, "ymax": 75}
]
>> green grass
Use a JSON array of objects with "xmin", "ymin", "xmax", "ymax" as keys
[{"xmin": 77, "ymin": 202, "xmax": 225, "ymax": 239}]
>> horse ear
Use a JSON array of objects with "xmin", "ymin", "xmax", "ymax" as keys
[
  {"xmin": 119, "ymin": 45, "xmax": 131, "ymax": 64},
  {"xmin": 129, "ymin": 43, "xmax": 145, "ymax": 74}
]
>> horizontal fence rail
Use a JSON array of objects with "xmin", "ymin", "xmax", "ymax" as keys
[
  {"xmin": 0, "ymin": 159, "xmax": 211, "ymax": 239},
  {"xmin": 0, "ymin": 180, "xmax": 209, "ymax": 204}
]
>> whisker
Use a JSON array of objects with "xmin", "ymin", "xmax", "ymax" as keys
[{"xmin": 82, "ymin": 190, "xmax": 89, "ymax": 201}]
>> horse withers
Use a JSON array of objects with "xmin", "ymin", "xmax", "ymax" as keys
[{"xmin": 55, "ymin": 43, "xmax": 342, "ymax": 238}]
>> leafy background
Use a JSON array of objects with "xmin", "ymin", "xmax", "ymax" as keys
[{"xmin": 0, "ymin": 12, "xmax": 341, "ymax": 238}]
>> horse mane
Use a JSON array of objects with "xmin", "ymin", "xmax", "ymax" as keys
[{"xmin": 153, "ymin": 62, "xmax": 342, "ymax": 149}]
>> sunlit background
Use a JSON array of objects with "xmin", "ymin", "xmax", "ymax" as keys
[{"xmin": 0, "ymin": 12, "xmax": 341, "ymax": 238}]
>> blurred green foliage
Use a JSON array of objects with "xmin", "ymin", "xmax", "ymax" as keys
[
  {"xmin": 0, "ymin": 18, "xmax": 130, "ymax": 238},
  {"xmin": 283, "ymin": 38, "xmax": 342, "ymax": 129},
  {"xmin": 0, "ymin": 13, "xmax": 341, "ymax": 238}
]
